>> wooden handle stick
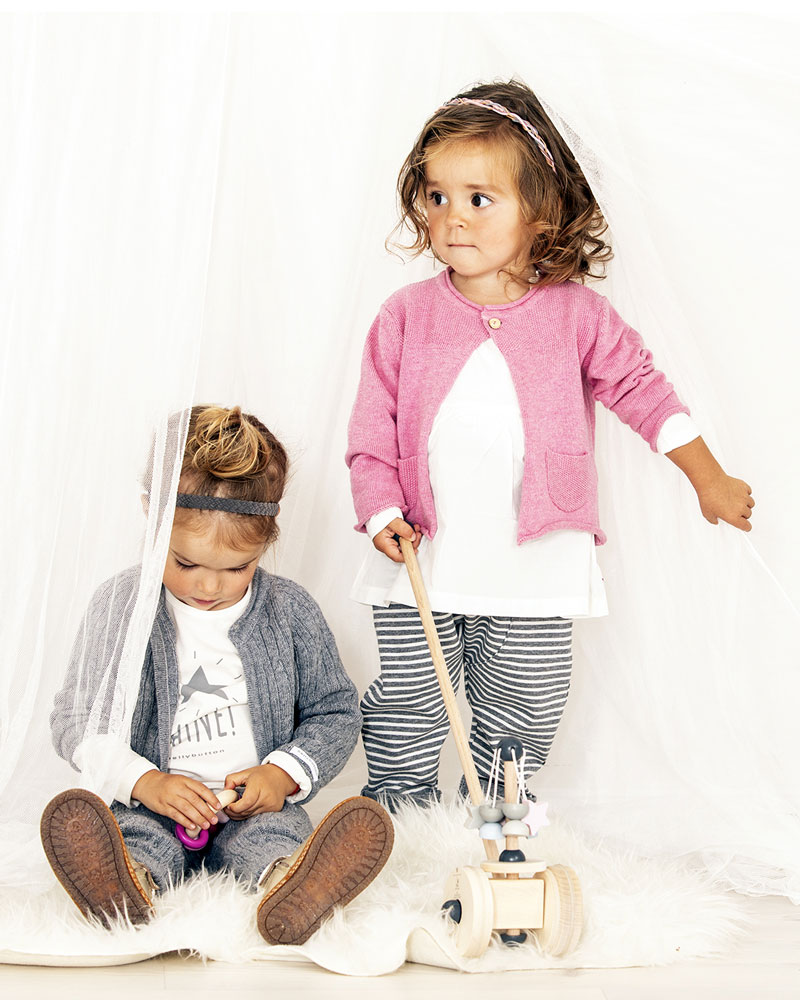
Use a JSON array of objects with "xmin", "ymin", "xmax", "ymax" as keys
[
  {"xmin": 504, "ymin": 760, "xmax": 519, "ymax": 853},
  {"xmin": 399, "ymin": 537, "xmax": 498, "ymax": 862},
  {"xmin": 504, "ymin": 758, "xmax": 521, "ymax": 936}
]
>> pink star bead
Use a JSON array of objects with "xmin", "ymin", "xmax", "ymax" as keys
[{"xmin": 523, "ymin": 800, "xmax": 550, "ymax": 836}]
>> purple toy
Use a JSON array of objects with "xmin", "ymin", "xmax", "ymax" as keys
[{"xmin": 174, "ymin": 788, "xmax": 239, "ymax": 851}]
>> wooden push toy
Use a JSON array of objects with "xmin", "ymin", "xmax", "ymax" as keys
[{"xmin": 398, "ymin": 536, "xmax": 583, "ymax": 959}]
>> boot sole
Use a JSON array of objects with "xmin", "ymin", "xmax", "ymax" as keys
[
  {"xmin": 40, "ymin": 789, "xmax": 153, "ymax": 926},
  {"xmin": 257, "ymin": 796, "xmax": 394, "ymax": 945}
]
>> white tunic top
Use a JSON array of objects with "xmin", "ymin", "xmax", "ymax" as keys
[{"xmin": 351, "ymin": 341, "xmax": 697, "ymax": 618}]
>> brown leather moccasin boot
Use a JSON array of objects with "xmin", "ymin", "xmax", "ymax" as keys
[
  {"xmin": 257, "ymin": 795, "xmax": 394, "ymax": 946},
  {"xmin": 40, "ymin": 788, "xmax": 156, "ymax": 927}
]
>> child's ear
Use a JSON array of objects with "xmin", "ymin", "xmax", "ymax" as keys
[{"xmin": 140, "ymin": 493, "xmax": 149, "ymax": 516}]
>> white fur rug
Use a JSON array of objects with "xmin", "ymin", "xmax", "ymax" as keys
[{"xmin": 0, "ymin": 800, "xmax": 747, "ymax": 974}]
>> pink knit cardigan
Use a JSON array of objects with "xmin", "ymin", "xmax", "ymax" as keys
[{"xmin": 346, "ymin": 270, "xmax": 689, "ymax": 545}]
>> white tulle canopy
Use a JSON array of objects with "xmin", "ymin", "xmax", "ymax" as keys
[{"xmin": 1, "ymin": 12, "xmax": 798, "ymax": 912}]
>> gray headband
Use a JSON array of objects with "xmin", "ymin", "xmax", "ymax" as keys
[{"xmin": 176, "ymin": 493, "xmax": 280, "ymax": 517}]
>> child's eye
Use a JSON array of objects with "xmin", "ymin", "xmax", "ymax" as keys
[
  {"xmin": 229, "ymin": 565, "xmax": 249, "ymax": 574},
  {"xmin": 470, "ymin": 193, "xmax": 492, "ymax": 208},
  {"xmin": 175, "ymin": 560, "xmax": 195, "ymax": 571},
  {"xmin": 428, "ymin": 191, "xmax": 448, "ymax": 207}
]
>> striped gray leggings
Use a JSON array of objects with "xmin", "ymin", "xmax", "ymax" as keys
[{"xmin": 361, "ymin": 604, "xmax": 572, "ymax": 804}]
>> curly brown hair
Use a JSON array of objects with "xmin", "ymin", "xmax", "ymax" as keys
[
  {"xmin": 393, "ymin": 80, "xmax": 612, "ymax": 287},
  {"xmin": 175, "ymin": 405, "xmax": 288, "ymax": 550}
]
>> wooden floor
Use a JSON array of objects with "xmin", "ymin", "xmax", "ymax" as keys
[{"xmin": 1, "ymin": 894, "xmax": 797, "ymax": 999}]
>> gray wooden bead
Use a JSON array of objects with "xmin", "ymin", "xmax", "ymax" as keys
[
  {"xmin": 479, "ymin": 804, "xmax": 504, "ymax": 823},
  {"xmin": 497, "ymin": 737, "xmax": 524, "ymax": 761}
]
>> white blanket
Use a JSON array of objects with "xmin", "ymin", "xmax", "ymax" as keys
[{"xmin": 0, "ymin": 800, "xmax": 746, "ymax": 973}]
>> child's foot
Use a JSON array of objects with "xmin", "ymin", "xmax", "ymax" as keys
[
  {"xmin": 256, "ymin": 796, "xmax": 394, "ymax": 946},
  {"xmin": 40, "ymin": 788, "xmax": 155, "ymax": 926}
]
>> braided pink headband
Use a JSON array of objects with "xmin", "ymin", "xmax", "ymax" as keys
[{"xmin": 441, "ymin": 97, "xmax": 557, "ymax": 176}]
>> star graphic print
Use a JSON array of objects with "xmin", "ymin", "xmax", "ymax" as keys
[{"xmin": 180, "ymin": 663, "xmax": 230, "ymax": 704}]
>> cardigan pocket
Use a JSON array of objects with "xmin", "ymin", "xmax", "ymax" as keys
[
  {"xmin": 397, "ymin": 456, "xmax": 419, "ymax": 509},
  {"xmin": 546, "ymin": 448, "xmax": 591, "ymax": 512}
]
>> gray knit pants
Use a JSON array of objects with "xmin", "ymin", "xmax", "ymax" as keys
[
  {"xmin": 111, "ymin": 800, "xmax": 313, "ymax": 890},
  {"xmin": 361, "ymin": 605, "xmax": 573, "ymax": 806}
]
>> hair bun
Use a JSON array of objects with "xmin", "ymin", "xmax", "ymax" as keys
[{"xmin": 189, "ymin": 405, "xmax": 269, "ymax": 480}]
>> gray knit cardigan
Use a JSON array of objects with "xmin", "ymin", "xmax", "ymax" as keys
[{"xmin": 51, "ymin": 566, "xmax": 360, "ymax": 800}]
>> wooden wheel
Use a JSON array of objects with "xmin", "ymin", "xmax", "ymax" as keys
[
  {"xmin": 442, "ymin": 866, "xmax": 494, "ymax": 958},
  {"xmin": 533, "ymin": 864, "xmax": 583, "ymax": 957}
]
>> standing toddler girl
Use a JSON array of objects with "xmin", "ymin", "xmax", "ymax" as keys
[
  {"xmin": 43, "ymin": 405, "xmax": 392, "ymax": 945},
  {"xmin": 346, "ymin": 80, "xmax": 754, "ymax": 809}
]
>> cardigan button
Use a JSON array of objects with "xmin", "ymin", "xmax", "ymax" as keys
[{"xmin": 487, "ymin": 317, "xmax": 502, "ymax": 330}]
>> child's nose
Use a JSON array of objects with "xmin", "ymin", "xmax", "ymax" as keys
[
  {"xmin": 196, "ymin": 572, "xmax": 220, "ymax": 595},
  {"xmin": 445, "ymin": 200, "xmax": 468, "ymax": 227}
]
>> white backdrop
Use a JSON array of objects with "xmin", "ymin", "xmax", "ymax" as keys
[{"xmin": 1, "ymin": 13, "xmax": 798, "ymax": 905}]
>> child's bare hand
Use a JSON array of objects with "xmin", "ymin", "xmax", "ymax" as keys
[
  {"xmin": 666, "ymin": 438, "xmax": 754, "ymax": 532},
  {"xmin": 223, "ymin": 764, "xmax": 297, "ymax": 819},
  {"xmin": 131, "ymin": 770, "xmax": 221, "ymax": 830},
  {"xmin": 372, "ymin": 518, "xmax": 421, "ymax": 563},
  {"xmin": 696, "ymin": 474, "xmax": 755, "ymax": 531}
]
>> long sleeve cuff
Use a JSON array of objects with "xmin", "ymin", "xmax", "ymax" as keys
[
  {"xmin": 365, "ymin": 507, "xmax": 403, "ymax": 540},
  {"xmin": 657, "ymin": 413, "xmax": 701, "ymax": 455},
  {"xmin": 117, "ymin": 754, "xmax": 159, "ymax": 808},
  {"xmin": 71, "ymin": 735, "xmax": 158, "ymax": 808},
  {"xmin": 263, "ymin": 750, "xmax": 312, "ymax": 804}
]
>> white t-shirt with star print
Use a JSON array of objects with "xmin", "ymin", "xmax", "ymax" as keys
[{"xmin": 164, "ymin": 587, "xmax": 259, "ymax": 790}]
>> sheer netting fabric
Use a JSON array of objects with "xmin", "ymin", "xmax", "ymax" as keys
[{"xmin": 1, "ymin": 14, "xmax": 797, "ymax": 910}]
